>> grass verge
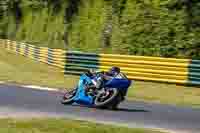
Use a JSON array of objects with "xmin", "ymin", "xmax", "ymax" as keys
[
  {"xmin": 0, "ymin": 49, "xmax": 78, "ymax": 88},
  {"xmin": 0, "ymin": 118, "xmax": 164, "ymax": 133},
  {"xmin": 128, "ymin": 81, "xmax": 200, "ymax": 108},
  {"xmin": 0, "ymin": 49, "xmax": 200, "ymax": 107}
]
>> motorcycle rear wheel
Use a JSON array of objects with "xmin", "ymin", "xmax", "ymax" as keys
[
  {"xmin": 94, "ymin": 88, "xmax": 119, "ymax": 108},
  {"xmin": 108, "ymin": 94, "xmax": 123, "ymax": 110},
  {"xmin": 61, "ymin": 88, "xmax": 77, "ymax": 105}
]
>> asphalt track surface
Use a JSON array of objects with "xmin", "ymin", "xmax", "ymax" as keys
[{"xmin": 0, "ymin": 84, "xmax": 200, "ymax": 133}]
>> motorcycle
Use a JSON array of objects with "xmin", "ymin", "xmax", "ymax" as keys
[{"xmin": 61, "ymin": 71, "xmax": 132, "ymax": 110}]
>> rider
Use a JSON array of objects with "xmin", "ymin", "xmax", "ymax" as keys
[
  {"xmin": 85, "ymin": 66, "xmax": 126, "ymax": 94},
  {"xmin": 104, "ymin": 66, "xmax": 126, "ymax": 79}
]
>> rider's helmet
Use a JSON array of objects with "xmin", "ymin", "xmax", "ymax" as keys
[{"xmin": 108, "ymin": 66, "xmax": 120, "ymax": 76}]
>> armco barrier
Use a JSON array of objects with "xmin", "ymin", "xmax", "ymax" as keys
[
  {"xmin": 1, "ymin": 39, "xmax": 200, "ymax": 85},
  {"xmin": 1, "ymin": 39, "xmax": 66, "ymax": 71}
]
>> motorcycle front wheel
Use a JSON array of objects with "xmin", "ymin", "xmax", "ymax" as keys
[
  {"xmin": 61, "ymin": 88, "xmax": 77, "ymax": 105},
  {"xmin": 94, "ymin": 88, "xmax": 119, "ymax": 108}
]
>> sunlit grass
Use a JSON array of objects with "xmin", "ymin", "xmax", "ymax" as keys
[
  {"xmin": 128, "ymin": 81, "xmax": 200, "ymax": 107},
  {"xmin": 0, "ymin": 118, "xmax": 164, "ymax": 133},
  {"xmin": 0, "ymin": 49, "xmax": 78, "ymax": 88}
]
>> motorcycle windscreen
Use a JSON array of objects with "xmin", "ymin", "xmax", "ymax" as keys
[{"xmin": 105, "ymin": 78, "xmax": 132, "ymax": 89}]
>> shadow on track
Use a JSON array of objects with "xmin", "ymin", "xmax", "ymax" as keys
[
  {"xmin": 116, "ymin": 108, "xmax": 150, "ymax": 113},
  {"xmin": 67, "ymin": 104, "xmax": 150, "ymax": 113}
]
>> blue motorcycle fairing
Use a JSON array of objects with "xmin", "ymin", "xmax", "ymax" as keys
[{"xmin": 73, "ymin": 74, "xmax": 93, "ymax": 105}]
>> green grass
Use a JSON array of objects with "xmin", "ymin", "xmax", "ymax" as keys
[
  {"xmin": 0, "ymin": 118, "xmax": 164, "ymax": 133},
  {"xmin": 128, "ymin": 81, "xmax": 200, "ymax": 108},
  {"xmin": 1, "ymin": 49, "xmax": 200, "ymax": 108},
  {"xmin": 0, "ymin": 49, "xmax": 78, "ymax": 88}
]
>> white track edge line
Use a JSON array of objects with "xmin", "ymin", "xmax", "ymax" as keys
[
  {"xmin": 0, "ymin": 81, "xmax": 5, "ymax": 84},
  {"xmin": 21, "ymin": 85, "xmax": 59, "ymax": 91}
]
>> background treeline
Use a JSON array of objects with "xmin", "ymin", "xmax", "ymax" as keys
[{"xmin": 0, "ymin": 0, "xmax": 200, "ymax": 59}]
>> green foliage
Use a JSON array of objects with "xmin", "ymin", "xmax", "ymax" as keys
[
  {"xmin": 68, "ymin": 0, "xmax": 107, "ymax": 52},
  {"xmin": 1, "ymin": 0, "xmax": 200, "ymax": 59}
]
